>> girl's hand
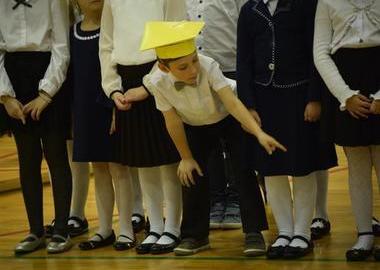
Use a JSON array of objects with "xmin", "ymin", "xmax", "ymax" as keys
[
  {"xmin": 177, "ymin": 158, "xmax": 204, "ymax": 187},
  {"xmin": 112, "ymin": 92, "xmax": 131, "ymax": 111},
  {"xmin": 257, "ymin": 131, "xmax": 287, "ymax": 155},
  {"xmin": 23, "ymin": 96, "xmax": 50, "ymax": 121},
  {"xmin": 109, "ymin": 108, "xmax": 116, "ymax": 135},
  {"xmin": 124, "ymin": 86, "xmax": 149, "ymax": 103},
  {"xmin": 346, "ymin": 94, "xmax": 371, "ymax": 119},
  {"xmin": 304, "ymin": 101, "xmax": 321, "ymax": 122},
  {"xmin": 370, "ymin": 100, "xmax": 380, "ymax": 115},
  {"xmin": 2, "ymin": 96, "xmax": 26, "ymax": 124}
]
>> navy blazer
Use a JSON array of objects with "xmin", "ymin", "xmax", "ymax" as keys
[{"xmin": 236, "ymin": 0, "xmax": 320, "ymax": 108}]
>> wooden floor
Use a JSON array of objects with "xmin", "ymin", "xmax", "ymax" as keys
[{"xmin": 0, "ymin": 137, "xmax": 379, "ymax": 270}]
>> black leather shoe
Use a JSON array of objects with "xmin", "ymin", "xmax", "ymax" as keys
[
  {"xmin": 150, "ymin": 232, "xmax": 180, "ymax": 254},
  {"xmin": 311, "ymin": 218, "xmax": 331, "ymax": 240},
  {"xmin": 68, "ymin": 216, "xmax": 89, "ymax": 237},
  {"xmin": 372, "ymin": 217, "xmax": 380, "ymax": 237},
  {"xmin": 79, "ymin": 231, "xmax": 116, "ymax": 250},
  {"xmin": 374, "ymin": 246, "xmax": 380, "ymax": 261},
  {"xmin": 113, "ymin": 235, "xmax": 136, "ymax": 251},
  {"xmin": 132, "ymin": 214, "xmax": 146, "ymax": 234},
  {"xmin": 345, "ymin": 232, "xmax": 373, "ymax": 261},
  {"xmin": 283, "ymin": 235, "xmax": 314, "ymax": 259},
  {"xmin": 266, "ymin": 235, "xmax": 292, "ymax": 259},
  {"xmin": 135, "ymin": 231, "xmax": 161, "ymax": 254}
]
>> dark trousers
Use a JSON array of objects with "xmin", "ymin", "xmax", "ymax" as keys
[
  {"xmin": 13, "ymin": 127, "xmax": 72, "ymax": 237},
  {"xmin": 181, "ymin": 117, "xmax": 268, "ymax": 239}
]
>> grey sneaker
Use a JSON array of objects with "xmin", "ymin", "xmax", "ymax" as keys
[
  {"xmin": 174, "ymin": 238, "xmax": 210, "ymax": 256},
  {"xmin": 244, "ymin": 232, "xmax": 266, "ymax": 257},
  {"xmin": 221, "ymin": 202, "xmax": 242, "ymax": 229},
  {"xmin": 14, "ymin": 234, "xmax": 46, "ymax": 255},
  {"xmin": 47, "ymin": 235, "xmax": 73, "ymax": 254},
  {"xmin": 210, "ymin": 202, "xmax": 225, "ymax": 229}
]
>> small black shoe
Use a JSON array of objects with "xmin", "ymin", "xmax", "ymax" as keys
[
  {"xmin": 113, "ymin": 235, "xmax": 136, "ymax": 251},
  {"xmin": 132, "ymin": 213, "xmax": 146, "ymax": 234},
  {"xmin": 266, "ymin": 235, "xmax": 292, "ymax": 259},
  {"xmin": 345, "ymin": 232, "xmax": 373, "ymax": 261},
  {"xmin": 68, "ymin": 216, "xmax": 89, "ymax": 237},
  {"xmin": 136, "ymin": 231, "xmax": 161, "ymax": 254},
  {"xmin": 311, "ymin": 218, "xmax": 331, "ymax": 240},
  {"xmin": 374, "ymin": 246, "xmax": 380, "ymax": 261},
  {"xmin": 283, "ymin": 235, "xmax": 314, "ymax": 259},
  {"xmin": 78, "ymin": 231, "xmax": 116, "ymax": 250},
  {"xmin": 150, "ymin": 232, "xmax": 180, "ymax": 254},
  {"xmin": 372, "ymin": 217, "xmax": 380, "ymax": 237}
]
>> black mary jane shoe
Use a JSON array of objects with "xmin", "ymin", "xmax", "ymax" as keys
[
  {"xmin": 113, "ymin": 235, "xmax": 136, "ymax": 251},
  {"xmin": 135, "ymin": 231, "xmax": 161, "ymax": 254},
  {"xmin": 372, "ymin": 217, "xmax": 380, "ymax": 237},
  {"xmin": 132, "ymin": 213, "xmax": 146, "ymax": 234},
  {"xmin": 283, "ymin": 235, "xmax": 314, "ymax": 259},
  {"xmin": 311, "ymin": 218, "xmax": 331, "ymax": 240},
  {"xmin": 78, "ymin": 231, "xmax": 116, "ymax": 250},
  {"xmin": 150, "ymin": 232, "xmax": 181, "ymax": 254},
  {"xmin": 68, "ymin": 216, "xmax": 89, "ymax": 237},
  {"xmin": 345, "ymin": 232, "xmax": 373, "ymax": 261},
  {"xmin": 266, "ymin": 235, "xmax": 292, "ymax": 259}
]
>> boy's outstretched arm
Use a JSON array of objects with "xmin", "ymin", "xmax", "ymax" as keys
[
  {"xmin": 162, "ymin": 108, "xmax": 203, "ymax": 187},
  {"xmin": 217, "ymin": 86, "xmax": 287, "ymax": 154}
]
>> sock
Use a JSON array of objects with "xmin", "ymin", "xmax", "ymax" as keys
[
  {"xmin": 314, "ymin": 170, "xmax": 329, "ymax": 221},
  {"xmin": 67, "ymin": 140, "xmax": 90, "ymax": 219},
  {"xmin": 370, "ymin": 145, "xmax": 380, "ymax": 196},
  {"xmin": 110, "ymin": 163, "xmax": 134, "ymax": 240},
  {"xmin": 271, "ymin": 237, "xmax": 291, "ymax": 247},
  {"xmin": 142, "ymin": 234, "xmax": 160, "ymax": 244},
  {"xmin": 130, "ymin": 167, "xmax": 145, "ymax": 218},
  {"xmin": 138, "ymin": 167, "xmax": 164, "ymax": 235},
  {"xmin": 156, "ymin": 234, "xmax": 175, "ymax": 245},
  {"xmin": 352, "ymin": 234, "xmax": 374, "ymax": 250},
  {"xmin": 92, "ymin": 162, "xmax": 114, "ymax": 237}
]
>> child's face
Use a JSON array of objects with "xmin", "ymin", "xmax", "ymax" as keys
[
  {"xmin": 77, "ymin": 0, "xmax": 103, "ymax": 14},
  {"xmin": 160, "ymin": 52, "xmax": 201, "ymax": 85}
]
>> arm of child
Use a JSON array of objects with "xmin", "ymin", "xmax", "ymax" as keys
[
  {"xmin": 217, "ymin": 86, "xmax": 287, "ymax": 154},
  {"xmin": 162, "ymin": 108, "xmax": 203, "ymax": 187}
]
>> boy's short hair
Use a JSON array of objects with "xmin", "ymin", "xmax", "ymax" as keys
[{"xmin": 157, "ymin": 50, "xmax": 196, "ymax": 67}]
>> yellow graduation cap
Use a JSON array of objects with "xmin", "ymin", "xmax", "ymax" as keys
[{"xmin": 140, "ymin": 21, "xmax": 205, "ymax": 59}]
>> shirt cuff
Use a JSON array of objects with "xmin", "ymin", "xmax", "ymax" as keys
[
  {"xmin": 39, "ymin": 79, "xmax": 59, "ymax": 97},
  {"xmin": 339, "ymin": 90, "xmax": 360, "ymax": 111},
  {"xmin": 370, "ymin": 90, "xmax": 380, "ymax": 100}
]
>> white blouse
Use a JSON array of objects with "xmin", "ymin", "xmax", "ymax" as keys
[
  {"xmin": 186, "ymin": 0, "xmax": 248, "ymax": 72},
  {"xmin": 99, "ymin": 0, "xmax": 187, "ymax": 97},
  {"xmin": 143, "ymin": 54, "xmax": 236, "ymax": 126},
  {"xmin": 314, "ymin": 0, "xmax": 380, "ymax": 107},
  {"xmin": 0, "ymin": 0, "xmax": 70, "ymax": 98}
]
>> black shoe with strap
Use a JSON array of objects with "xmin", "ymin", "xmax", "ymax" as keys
[
  {"xmin": 266, "ymin": 235, "xmax": 292, "ymax": 259},
  {"xmin": 150, "ymin": 232, "xmax": 181, "ymax": 254},
  {"xmin": 345, "ymin": 232, "xmax": 373, "ymax": 261},
  {"xmin": 113, "ymin": 235, "xmax": 136, "ymax": 251},
  {"xmin": 283, "ymin": 235, "xmax": 314, "ymax": 259},
  {"xmin": 78, "ymin": 231, "xmax": 116, "ymax": 250},
  {"xmin": 68, "ymin": 216, "xmax": 89, "ymax": 237},
  {"xmin": 311, "ymin": 218, "xmax": 331, "ymax": 240},
  {"xmin": 135, "ymin": 231, "xmax": 161, "ymax": 254}
]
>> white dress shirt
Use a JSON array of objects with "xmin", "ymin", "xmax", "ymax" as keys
[
  {"xmin": 99, "ymin": 0, "xmax": 187, "ymax": 97},
  {"xmin": 143, "ymin": 54, "xmax": 236, "ymax": 126},
  {"xmin": 0, "ymin": 0, "xmax": 70, "ymax": 98},
  {"xmin": 314, "ymin": 0, "xmax": 380, "ymax": 106},
  {"xmin": 186, "ymin": 0, "xmax": 248, "ymax": 72},
  {"xmin": 263, "ymin": 0, "xmax": 278, "ymax": 16}
]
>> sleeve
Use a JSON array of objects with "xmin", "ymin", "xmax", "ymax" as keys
[
  {"xmin": 207, "ymin": 60, "xmax": 231, "ymax": 91},
  {"xmin": 313, "ymin": 0, "xmax": 359, "ymax": 110},
  {"xmin": 38, "ymin": 0, "xmax": 70, "ymax": 97},
  {"xmin": 0, "ymin": 29, "xmax": 15, "ymax": 99},
  {"xmin": 99, "ymin": 0, "xmax": 122, "ymax": 98},
  {"xmin": 143, "ymin": 74, "xmax": 173, "ymax": 112},
  {"xmin": 236, "ymin": 4, "xmax": 256, "ymax": 109},
  {"xmin": 371, "ymin": 90, "xmax": 380, "ymax": 100},
  {"xmin": 164, "ymin": 0, "xmax": 187, "ymax": 20}
]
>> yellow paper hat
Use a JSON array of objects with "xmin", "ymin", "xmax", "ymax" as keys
[{"xmin": 140, "ymin": 21, "xmax": 205, "ymax": 59}]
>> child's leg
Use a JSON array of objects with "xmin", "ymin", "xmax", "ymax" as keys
[
  {"xmin": 266, "ymin": 176, "xmax": 293, "ymax": 247},
  {"xmin": 66, "ymin": 140, "xmax": 90, "ymax": 220},
  {"xmin": 92, "ymin": 163, "xmax": 114, "ymax": 238},
  {"xmin": 292, "ymin": 172, "xmax": 317, "ymax": 248},
  {"xmin": 109, "ymin": 163, "xmax": 134, "ymax": 241},
  {"xmin": 157, "ymin": 163, "xmax": 182, "ymax": 244},
  {"xmin": 314, "ymin": 170, "xmax": 329, "ymax": 220},
  {"xmin": 13, "ymin": 130, "xmax": 44, "ymax": 237},
  {"xmin": 130, "ymin": 167, "xmax": 145, "ymax": 226},
  {"xmin": 138, "ymin": 167, "xmax": 164, "ymax": 243},
  {"xmin": 42, "ymin": 132, "xmax": 72, "ymax": 238},
  {"xmin": 344, "ymin": 146, "xmax": 374, "ymax": 250},
  {"xmin": 370, "ymin": 145, "xmax": 380, "ymax": 189}
]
